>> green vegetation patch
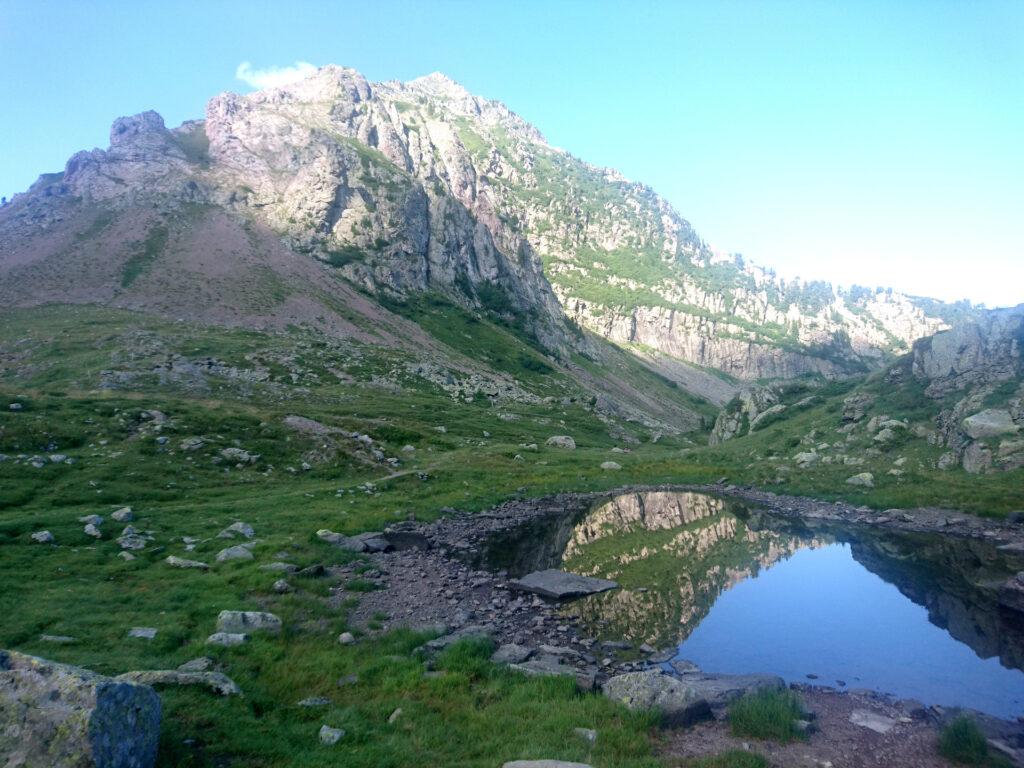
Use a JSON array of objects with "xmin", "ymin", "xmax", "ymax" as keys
[
  {"xmin": 728, "ymin": 688, "xmax": 807, "ymax": 743},
  {"xmin": 121, "ymin": 224, "xmax": 169, "ymax": 288}
]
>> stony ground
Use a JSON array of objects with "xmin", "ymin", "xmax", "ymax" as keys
[{"xmin": 343, "ymin": 484, "xmax": 1024, "ymax": 767}]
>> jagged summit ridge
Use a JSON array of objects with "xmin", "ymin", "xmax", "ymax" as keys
[{"xmin": 1, "ymin": 63, "xmax": 965, "ymax": 382}]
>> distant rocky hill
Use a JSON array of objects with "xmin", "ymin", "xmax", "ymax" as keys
[
  {"xmin": 709, "ymin": 304, "xmax": 1023, "ymax": 476},
  {"xmin": 0, "ymin": 64, "xmax": 973, "ymax": 405}
]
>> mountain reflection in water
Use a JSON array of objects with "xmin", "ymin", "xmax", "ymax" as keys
[{"xmin": 488, "ymin": 490, "xmax": 1024, "ymax": 717}]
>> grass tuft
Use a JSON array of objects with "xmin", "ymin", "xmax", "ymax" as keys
[
  {"xmin": 728, "ymin": 688, "xmax": 807, "ymax": 743},
  {"xmin": 938, "ymin": 716, "xmax": 1008, "ymax": 766},
  {"xmin": 687, "ymin": 751, "xmax": 769, "ymax": 768}
]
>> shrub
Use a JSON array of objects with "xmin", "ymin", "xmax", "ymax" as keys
[
  {"xmin": 938, "ymin": 716, "xmax": 989, "ymax": 765},
  {"xmin": 728, "ymin": 688, "xmax": 806, "ymax": 743}
]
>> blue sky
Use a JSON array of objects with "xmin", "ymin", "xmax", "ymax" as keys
[{"xmin": 1, "ymin": 1, "xmax": 1021, "ymax": 306}]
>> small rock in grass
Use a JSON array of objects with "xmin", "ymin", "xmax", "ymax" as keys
[
  {"xmin": 216, "ymin": 610, "xmax": 281, "ymax": 634},
  {"xmin": 178, "ymin": 657, "xmax": 214, "ymax": 673},
  {"xmin": 39, "ymin": 634, "xmax": 77, "ymax": 644},
  {"xmin": 573, "ymin": 727, "xmax": 597, "ymax": 746},
  {"xmin": 260, "ymin": 561, "xmax": 298, "ymax": 573},
  {"xmin": 128, "ymin": 627, "xmax": 158, "ymax": 639},
  {"xmin": 30, "ymin": 530, "xmax": 54, "ymax": 544},
  {"xmin": 111, "ymin": 507, "xmax": 134, "ymax": 522},
  {"xmin": 84, "ymin": 523, "xmax": 102, "ymax": 539},
  {"xmin": 216, "ymin": 545, "xmax": 254, "ymax": 562},
  {"xmin": 118, "ymin": 551, "xmax": 136, "ymax": 561},
  {"xmin": 166, "ymin": 555, "xmax": 209, "ymax": 570},
  {"xmin": 319, "ymin": 725, "xmax": 345, "ymax": 745},
  {"xmin": 298, "ymin": 696, "xmax": 332, "ymax": 707},
  {"xmin": 79, "ymin": 514, "xmax": 104, "ymax": 525},
  {"xmin": 338, "ymin": 632, "xmax": 356, "ymax": 645},
  {"xmin": 387, "ymin": 707, "xmax": 403, "ymax": 724},
  {"xmin": 273, "ymin": 579, "xmax": 292, "ymax": 593},
  {"xmin": 218, "ymin": 521, "xmax": 255, "ymax": 539},
  {"xmin": 600, "ymin": 461, "xmax": 621, "ymax": 471},
  {"xmin": 206, "ymin": 632, "xmax": 248, "ymax": 647},
  {"xmin": 337, "ymin": 673, "xmax": 359, "ymax": 687}
]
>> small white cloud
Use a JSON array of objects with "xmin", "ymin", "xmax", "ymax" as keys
[{"xmin": 235, "ymin": 61, "xmax": 317, "ymax": 90}]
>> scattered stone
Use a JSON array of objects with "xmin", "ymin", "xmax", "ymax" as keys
[
  {"xmin": 298, "ymin": 696, "xmax": 332, "ymax": 707},
  {"xmin": 128, "ymin": 627, "xmax": 158, "ymax": 640},
  {"xmin": 387, "ymin": 707, "xmax": 403, "ymax": 723},
  {"xmin": 338, "ymin": 631, "xmax": 356, "ymax": 645},
  {"xmin": 118, "ymin": 552, "xmax": 136, "ymax": 562},
  {"xmin": 845, "ymin": 472, "xmax": 875, "ymax": 488},
  {"xmin": 273, "ymin": 579, "xmax": 292, "ymax": 593},
  {"xmin": 177, "ymin": 657, "xmax": 214, "ymax": 673},
  {"xmin": 166, "ymin": 555, "xmax": 209, "ymax": 570},
  {"xmin": 599, "ymin": 461, "xmax": 621, "ymax": 471},
  {"xmin": 0, "ymin": 650, "xmax": 160, "ymax": 768},
  {"xmin": 573, "ymin": 727, "xmax": 598, "ymax": 746},
  {"xmin": 491, "ymin": 644, "xmax": 534, "ymax": 664},
  {"xmin": 216, "ymin": 545, "xmax": 254, "ymax": 562},
  {"xmin": 8, "ymin": 402, "xmax": 23, "ymax": 411},
  {"xmin": 319, "ymin": 725, "xmax": 345, "ymax": 745},
  {"xmin": 79, "ymin": 514, "xmax": 104, "ymax": 525},
  {"xmin": 117, "ymin": 669, "xmax": 241, "ymax": 696},
  {"xmin": 179, "ymin": 437, "xmax": 205, "ymax": 451},
  {"xmin": 83, "ymin": 523, "xmax": 102, "ymax": 539},
  {"xmin": 216, "ymin": 610, "xmax": 281, "ymax": 635},
  {"xmin": 509, "ymin": 569, "xmax": 618, "ymax": 599},
  {"xmin": 260, "ymin": 561, "xmax": 299, "ymax": 573},
  {"xmin": 38, "ymin": 634, "xmax": 76, "ymax": 644},
  {"xmin": 220, "ymin": 447, "xmax": 260, "ymax": 464},
  {"xmin": 849, "ymin": 708, "xmax": 899, "ymax": 734},
  {"xmin": 111, "ymin": 507, "xmax": 134, "ymax": 522},
  {"xmin": 297, "ymin": 564, "xmax": 326, "ymax": 578},
  {"xmin": 545, "ymin": 435, "xmax": 576, "ymax": 450},
  {"xmin": 30, "ymin": 530, "xmax": 54, "ymax": 544},
  {"xmin": 218, "ymin": 521, "xmax": 255, "ymax": 539},
  {"xmin": 117, "ymin": 529, "xmax": 148, "ymax": 550},
  {"xmin": 206, "ymin": 632, "xmax": 248, "ymax": 647}
]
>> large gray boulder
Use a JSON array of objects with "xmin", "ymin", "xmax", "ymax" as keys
[
  {"xmin": 602, "ymin": 670, "xmax": 711, "ymax": 727},
  {"xmin": 671, "ymin": 669, "xmax": 785, "ymax": 708},
  {"xmin": 509, "ymin": 569, "xmax": 618, "ymax": 599},
  {"xmin": 963, "ymin": 409, "xmax": 1019, "ymax": 439},
  {"xmin": 0, "ymin": 649, "xmax": 161, "ymax": 767},
  {"xmin": 215, "ymin": 611, "xmax": 281, "ymax": 635}
]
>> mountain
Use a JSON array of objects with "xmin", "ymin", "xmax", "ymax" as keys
[{"xmin": 0, "ymin": 65, "xmax": 966, "ymax": 412}]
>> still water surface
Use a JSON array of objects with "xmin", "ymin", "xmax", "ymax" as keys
[{"xmin": 485, "ymin": 490, "xmax": 1024, "ymax": 718}]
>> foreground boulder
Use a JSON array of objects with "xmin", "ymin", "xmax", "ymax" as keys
[
  {"xmin": 509, "ymin": 569, "xmax": 618, "ymax": 599},
  {"xmin": 116, "ymin": 669, "xmax": 241, "ymax": 697},
  {"xmin": 0, "ymin": 649, "xmax": 161, "ymax": 767},
  {"xmin": 216, "ymin": 611, "xmax": 281, "ymax": 634},
  {"xmin": 601, "ymin": 670, "xmax": 711, "ymax": 727},
  {"xmin": 602, "ymin": 668, "xmax": 785, "ymax": 727}
]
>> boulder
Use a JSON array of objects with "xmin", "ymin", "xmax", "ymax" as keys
[
  {"xmin": 792, "ymin": 451, "xmax": 818, "ymax": 468},
  {"xmin": 319, "ymin": 725, "xmax": 345, "ymax": 745},
  {"xmin": 545, "ymin": 435, "xmax": 576, "ymax": 450},
  {"xmin": 0, "ymin": 650, "xmax": 161, "ymax": 768},
  {"xmin": 963, "ymin": 442, "xmax": 993, "ymax": 474},
  {"xmin": 216, "ymin": 611, "xmax": 281, "ymax": 635},
  {"xmin": 599, "ymin": 461, "xmax": 621, "ymax": 471},
  {"xmin": 671, "ymin": 669, "xmax": 785, "ymax": 708},
  {"xmin": 218, "ymin": 521, "xmax": 255, "ymax": 539},
  {"xmin": 317, "ymin": 529, "xmax": 369, "ymax": 552},
  {"xmin": 491, "ymin": 644, "xmax": 534, "ymax": 665},
  {"xmin": 116, "ymin": 669, "xmax": 241, "ymax": 696},
  {"xmin": 845, "ymin": 472, "xmax": 875, "ymax": 488},
  {"xmin": 215, "ymin": 545, "xmax": 254, "ymax": 562},
  {"xmin": 601, "ymin": 670, "xmax": 712, "ymax": 727},
  {"xmin": 111, "ymin": 507, "xmax": 134, "ymax": 523},
  {"xmin": 963, "ymin": 409, "xmax": 1019, "ymax": 439},
  {"xmin": 30, "ymin": 530, "xmax": 54, "ymax": 544},
  {"xmin": 509, "ymin": 569, "xmax": 618, "ymax": 599}
]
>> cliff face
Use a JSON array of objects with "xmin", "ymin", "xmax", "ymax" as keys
[{"xmin": 0, "ymin": 64, "xmax": 963, "ymax": 385}]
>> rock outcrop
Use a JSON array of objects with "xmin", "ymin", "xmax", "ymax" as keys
[
  {"xmin": 0, "ymin": 64, "xmax": 962, "ymax": 387},
  {"xmin": 0, "ymin": 650, "xmax": 161, "ymax": 767}
]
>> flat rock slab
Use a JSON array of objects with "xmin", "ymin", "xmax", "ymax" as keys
[
  {"xmin": 116, "ymin": 669, "xmax": 241, "ymax": 696},
  {"xmin": 216, "ymin": 610, "xmax": 281, "ymax": 634},
  {"xmin": 509, "ymin": 569, "xmax": 618, "ymax": 599},
  {"xmin": 850, "ymin": 708, "xmax": 900, "ymax": 734}
]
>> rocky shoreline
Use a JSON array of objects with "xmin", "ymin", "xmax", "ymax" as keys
[{"xmin": 343, "ymin": 483, "xmax": 1024, "ymax": 764}]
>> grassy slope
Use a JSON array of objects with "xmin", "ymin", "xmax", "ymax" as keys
[{"xmin": 0, "ymin": 304, "xmax": 1019, "ymax": 767}]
